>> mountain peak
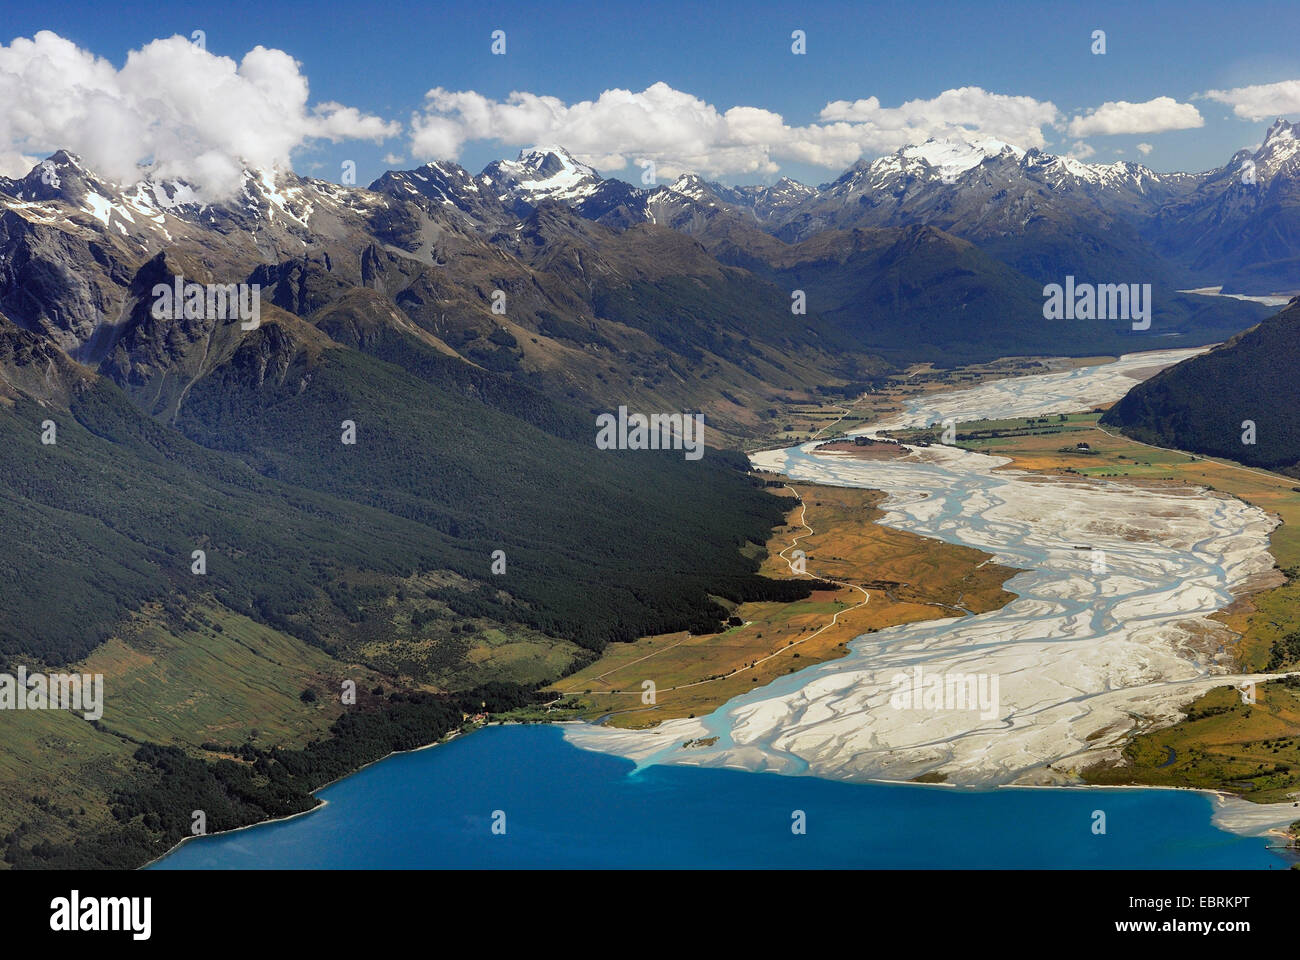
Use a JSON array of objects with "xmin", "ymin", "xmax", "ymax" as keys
[
  {"xmin": 774, "ymin": 176, "xmax": 811, "ymax": 190},
  {"xmin": 42, "ymin": 149, "xmax": 88, "ymax": 171},
  {"xmin": 509, "ymin": 145, "xmax": 597, "ymax": 179},
  {"xmin": 10, "ymin": 150, "xmax": 98, "ymax": 202},
  {"xmin": 420, "ymin": 158, "xmax": 474, "ymax": 178},
  {"xmin": 520, "ymin": 143, "xmax": 581, "ymax": 161},
  {"xmin": 1264, "ymin": 118, "xmax": 1296, "ymax": 146},
  {"xmin": 666, "ymin": 173, "xmax": 715, "ymax": 197},
  {"xmin": 1251, "ymin": 118, "xmax": 1300, "ymax": 181},
  {"xmin": 896, "ymin": 136, "xmax": 1023, "ymax": 182},
  {"xmin": 479, "ymin": 145, "xmax": 604, "ymax": 211}
]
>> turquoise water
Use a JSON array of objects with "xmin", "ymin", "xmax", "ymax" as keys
[{"xmin": 152, "ymin": 724, "xmax": 1282, "ymax": 869}]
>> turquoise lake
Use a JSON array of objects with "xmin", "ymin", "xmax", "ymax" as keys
[{"xmin": 152, "ymin": 724, "xmax": 1284, "ymax": 869}]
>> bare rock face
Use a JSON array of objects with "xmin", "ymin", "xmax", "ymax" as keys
[
  {"xmin": 1, "ymin": 128, "xmax": 1289, "ymax": 436},
  {"xmin": 0, "ymin": 311, "xmax": 95, "ymax": 405}
]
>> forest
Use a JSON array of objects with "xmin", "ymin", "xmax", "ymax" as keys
[{"xmin": 5, "ymin": 684, "xmax": 539, "ymax": 869}]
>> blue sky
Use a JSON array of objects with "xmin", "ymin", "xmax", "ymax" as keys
[{"xmin": 5, "ymin": 0, "xmax": 1300, "ymax": 190}]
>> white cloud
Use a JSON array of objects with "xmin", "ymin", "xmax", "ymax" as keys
[
  {"xmin": 308, "ymin": 102, "xmax": 400, "ymax": 142},
  {"xmin": 412, "ymin": 83, "xmax": 780, "ymax": 179},
  {"xmin": 1066, "ymin": 97, "xmax": 1203, "ymax": 137},
  {"xmin": 410, "ymin": 82, "xmax": 1062, "ymax": 178},
  {"xmin": 0, "ymin": 31, "xmax": 399, "ymax": 197},
  {"xmin": 819, "ymin": 87, "xmax": 1061, "ymax": 149},
  {"xmin": 1066, "ymin": 140, "xmax": 1097, "ymax": 159},
  {"xmin": 1202, "ymin": 79, "xmax": 1300, "ymax": 121},
  {"xmin": 1136, "ymin": 142, "xmax": 1154, "ymax": 155}
]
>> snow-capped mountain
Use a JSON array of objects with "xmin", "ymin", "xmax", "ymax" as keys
[
  {"xmin": 1250, "ymin": 118, "xmax": 1300, "ymax": 183},
  {"xmin": 1149, "ymin": 119, "xmax": 1300, "ymax": 293},
  {"xmin": 0, "ymin": 151, "xmax": 401, "ymax": 356},
  {"xmin": 780, "ymin": 135, "xmax": 1201, "ymax": 238},
  {"xmin": 371, "ymin": 145, "xmax": 646, "ymax": 227},
  {"xmin": 658, "ymin": 173, "xmax": 718, "ymax": 205},
  {"xmin": 369, "ymin": 158, "xmax": 507, "ymax": 229},
  {"xmin": 362, "ymin": 125, "xmax": 1296, "ymax": 294},
  {"xmin": 0, "ymin": 149, "xmax": 388, "ymax": 258},
  {"xmin": 690, "ymin": 176, "xmax": 819, "ymax": 223},
  {"xmin": 825, "ymin": 137, "xmax": 1025, "ymax": 198},
  {"xmin": 2, "ymin": 120, "xmax": 1291, "ymax": 372},
  {"xmin": 0, "ymin": 143, "xmax": 870, "ymax": 422},
  {"xmin": 650, "ymin": 174, "xmax": 816, "ymax": 217},
  {"xmin": 0, "ymin": 150, "xmax": 191, "ymax": 243},
  {"xmin": 480, "ymin": 146, "xmax": 606, "ymax": 214}
]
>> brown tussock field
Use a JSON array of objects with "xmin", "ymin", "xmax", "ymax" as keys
[{"xmin": 551, "ymin": 482, "xmax": 1020, "ymax": 728}]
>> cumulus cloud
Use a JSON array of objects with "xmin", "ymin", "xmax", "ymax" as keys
[
  {"xmin": 818, "ymin": 87, "xmax": 1062, "ymax": 149},
  {"xmin": 410, "ymin": 82, "xmax": 1062, "ymax": 178},
  {"xmin": 1202, "ymin": 79, "xmax": 1300, "ymax": 121},
  {"xmin": 1066, "ymin": 96, "xmax": 1203, "ymax": 137},
  {"xmin": 1136, "ymin": 142, "xmax": 1154, "ymax": 155},
  {"xmin": 0, "ymin": 31, "xmax": 399, "ymax": 197},
  {"xmin": 413, "ymin": 83, "xmax": 781, "ymax": 178}
]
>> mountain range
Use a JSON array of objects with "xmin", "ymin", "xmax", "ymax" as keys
[
  {"xmin": 438, "ymin": 120, "xmax": 1299, "ymax": 299},
  {"xmin": 6, "ymin": 123, "xmax": 1292, "ymax": 388},
  {"xmin": 362, "ymin": 126, "xmax": 1295, "ymax": 361},
  {"xmin": 0, "ymin": 121, "xmax": 1292, "ymax": 866}
]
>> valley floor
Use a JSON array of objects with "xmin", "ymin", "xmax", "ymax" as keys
[
  {"xmin": 891, "ymin": 411, "xmax": 1300, "ymax": 808},
  {"xmin": 548, "ymin": 481, "xmax": 1020, "ymax": 728},
  {"xmin": 561, "ymin": 350, "xmax": 1295, "ymax": 817}
]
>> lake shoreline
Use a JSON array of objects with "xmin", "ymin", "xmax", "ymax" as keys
[
  {"xmin": 142, "ymin": 723, "xmax": 480, "ymax": 869},
  {"xmin": 150, "ymin": 722, "xmax": 1287, "ymax": 869},
  {"xmin": 147, "ymin": 704, "xmax": 1299, "ymax": 869}
]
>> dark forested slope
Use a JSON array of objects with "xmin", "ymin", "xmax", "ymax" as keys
[{"xmin": 1101, "ymin": 298, "xmax": 1300, "ymax": 473}]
